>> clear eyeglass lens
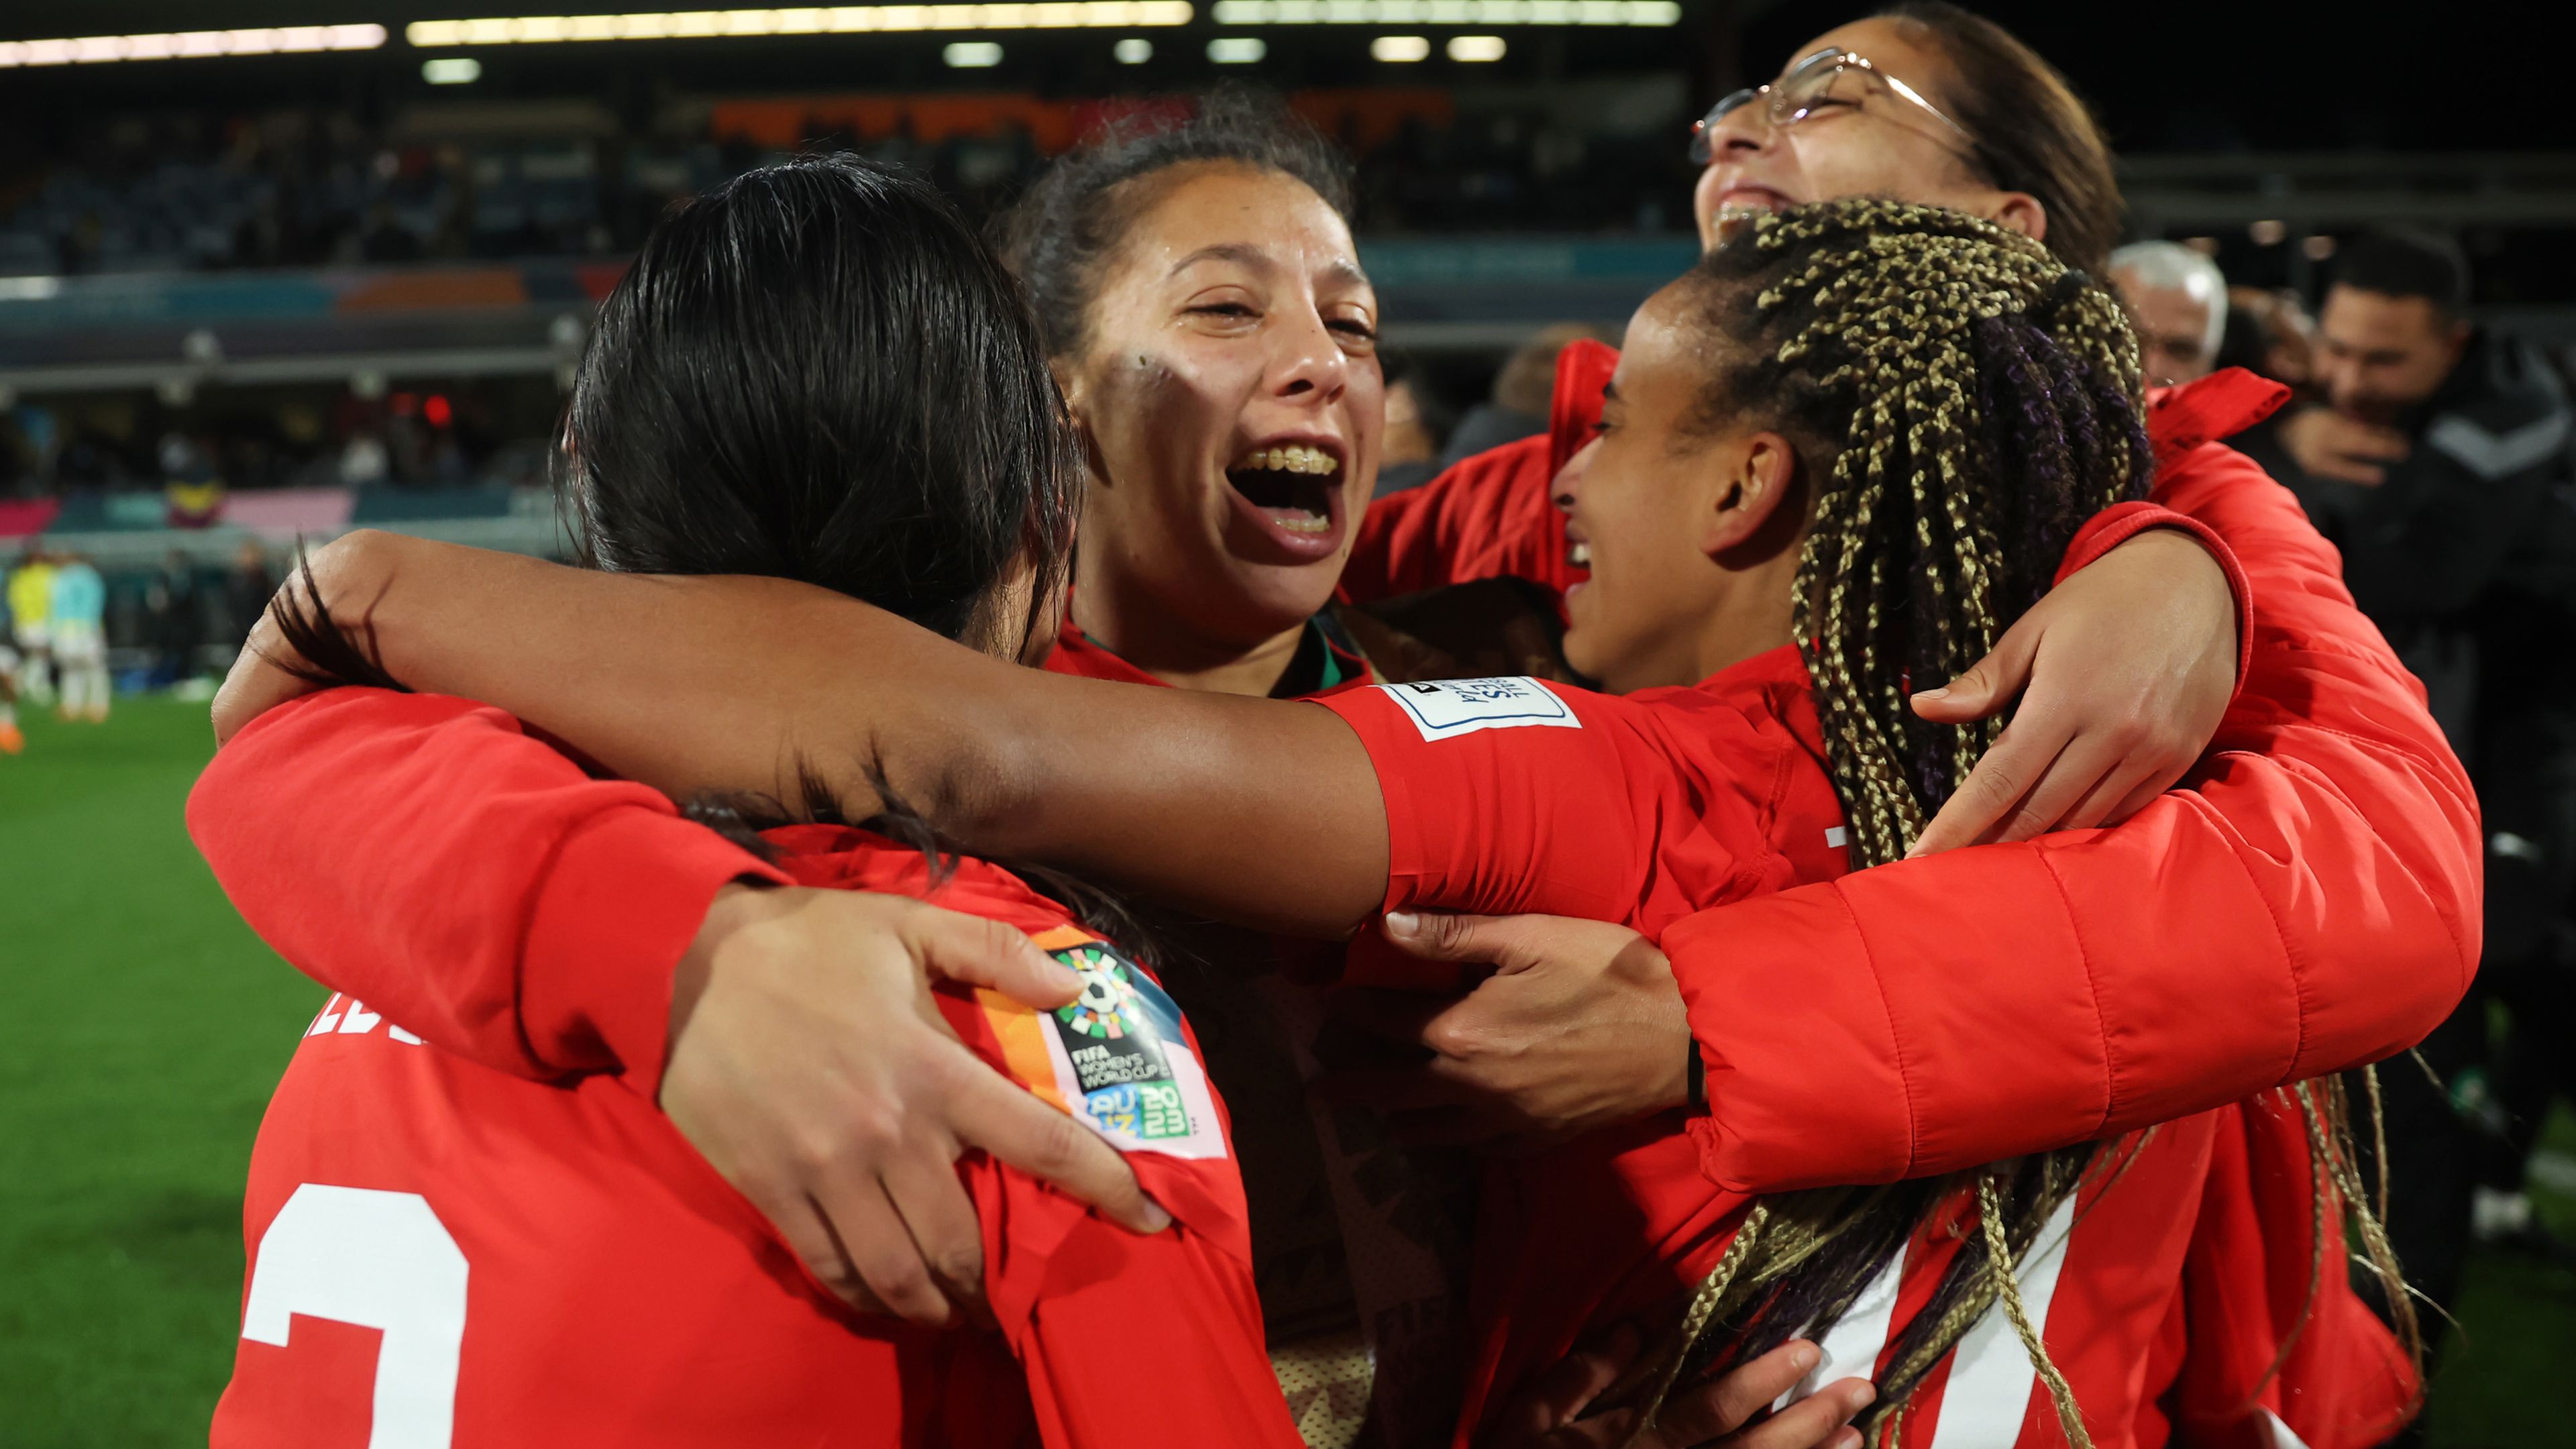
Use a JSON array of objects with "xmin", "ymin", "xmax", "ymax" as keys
[
  {"xmin": 1778, "ymin": 59, "xmax": 1859, "ymax": 124},
  {"xmin": 1688, "ymin": 53, "xmax": 1863, "ymax": 162}
]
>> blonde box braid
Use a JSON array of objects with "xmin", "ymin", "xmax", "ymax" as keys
[
  {"xmin": 1623, "ymin": 199, "xmax": 2422, "ymax": 1449},
  {"xmin": 1623, "ymin": 201, "xmax": 2151, "ymax": 1448},
  {"xmin": 1721, "ymin": 202, "xmax": 2148, "ymax": 868}
]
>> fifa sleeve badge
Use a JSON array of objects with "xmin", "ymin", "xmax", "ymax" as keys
[
  {"xmin": 1375, "ymin": 676, "xmax": 1582, "ymax": 741},
  {"xmin": 977, "ymin": 926, "xmax": 1228, "ymax": 1161}
]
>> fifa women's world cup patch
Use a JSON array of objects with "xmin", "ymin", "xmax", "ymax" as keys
[
  {"xmin": 975, "ymin": 926, "xmax": 1228, "ymax": 1161},
  {"xmin": 1375, "ymin": 676, "xmax": 1581, "ymax": 741}
]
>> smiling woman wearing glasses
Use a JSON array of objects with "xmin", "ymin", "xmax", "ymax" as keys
[{"xmin": 1687, "ymin": 5, "xmax": 2122, "ymax": 282}]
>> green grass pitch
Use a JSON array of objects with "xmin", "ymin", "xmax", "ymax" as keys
[{"xmin": 1, "ymin": 695, "xmax": 2570, "ymax": 1445}]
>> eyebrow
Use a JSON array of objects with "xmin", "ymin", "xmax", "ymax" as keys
[
  {"xmin": 1602, "ymin": 379, "xmax": 1622, "ymax": 401},
  {"xmin": 1169, "ymin": 243, "xmax": 1275, "ymax": 278},
  {"xmin": 1168, "ymin": 243, "xmax": 1373, "ymax": 290}
]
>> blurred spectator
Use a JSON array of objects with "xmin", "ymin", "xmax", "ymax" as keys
[
  {"xmin": 2243, "ymin": 226, "xmax": 2576, "ymax": 1326},
  {"xmin": 223, "ymin": 540, "xmax": 275, "ymax": 656},
  {"xmin": 1374, "ymin": 351, "xmax": 1454, "ymax": 498},
  {"xmin": 2110, "ymin": 241, "xmax": 2227, "ymax": 386},
  {"xmin": 47, "ymin": 549, "xmax": 107, "ymax": 723},
  {"xmin": 1438, "ymin": 322, "xmax": 1613, "ymax": 470},
  {"xmin": 0, "ymin": 640, "xmax": 18, "ymax": 755},
  {"xmin": 7, "ymin": 546, "xmax": 54, "ymax": 704},
  {"xmin": 146, "ymin": 549, "xmax": 205, "ymax": 686},
  {"xmin": 0, "ymin": 101, "xmax": 1695, "ymax": 281},
  {"xmin": 339, "ymin": 432, "xmax": 390, "ymax": 486},
  {"xmin": 2215, "ymin": 285, "xmax": 2316, "ymax": 386}
]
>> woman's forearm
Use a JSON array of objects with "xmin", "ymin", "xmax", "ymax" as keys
[{"xmin": 262, "ymin": 531, "xmax": 1391, "ymax": 937}]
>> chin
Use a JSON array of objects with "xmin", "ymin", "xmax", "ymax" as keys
[
  {"xmin": 1560, "ymin": 629, "xmax": 1603, "ymax": 686},
  {"xmin": 1208, "ymin": 557, "xmax": 1342, "ymax": 643}
]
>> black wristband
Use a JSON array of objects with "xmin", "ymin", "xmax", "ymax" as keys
[{"xmin": 1684, "ymin": 1040, "xmax": 1708, "ymax": 1116}]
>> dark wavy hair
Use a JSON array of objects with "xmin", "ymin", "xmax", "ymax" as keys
[{"xmin": 987, "ymin": 87, "xmax": 1354, "ymax": 364}]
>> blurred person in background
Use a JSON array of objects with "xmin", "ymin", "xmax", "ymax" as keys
[
  {"xmin": 2216, "ymin": 284, "xmax": 2317, "ymax": 386},
  {"xmin": 2243, "ymin": 225, "xmax": 2576, "ymax": 1332},
  {"xmin": 2241, "ymin": 229, "xmax": 2572, "ymax": 733},
  {"xmin": 7, "ymin": 545, "xmax": 55, "ymax": 705},
  {"xmin": 148, "ymin": 549, "xmax": 206, "ymax": 688},
  {"xmin": 0, "ymin": 636, "xmax": 21, "ymax": 754},
  {"xmin": 225, "ymin": 540, "xmax": 276, "ymax": 657},
  {"xmin": 1373, "ymin": 350, "xmax": 1454, "ymax": 498},
  {"xmin": 338, "ymin": 430, "xmax": 390, "ymax": 486},
  {"xmin": 1435, "ymin": 321, "xmax": 1612, "ymax": 469},
  {"xmin": 48, "ymin": 549, "xmax": 107, "ymax": 724},
  {"xmin": 2110, "ymin": 239, "xmax": 2227, "ymax": 386}
]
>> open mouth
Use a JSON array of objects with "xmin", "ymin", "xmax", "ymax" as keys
[
  {"xmin": 1715, "ymin": 183, "xmax": 1792, "ymax": 214},
  {"xmin": 1709, "ymin": 184, "xmax": 1794, "ymax": 236},
  {"xmin": 1224, "ymin": 441, "xmax": 1344, "ymax": 552}
]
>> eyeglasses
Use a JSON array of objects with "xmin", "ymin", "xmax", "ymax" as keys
[{"xmin": 1689, "ymin": 47, "xmax": 1982, "ymax": 170}]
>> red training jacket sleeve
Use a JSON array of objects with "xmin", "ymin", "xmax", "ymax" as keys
[
  {"xmin": 1343, "ymin": 432, "xmax": 1563, "ymax": 602},
  {"xmin": 1314, "ymin": 680, "xmax": 1724, "ymax": 922},
  {"xmin": 186, "ymin": 688, "xmax": 784, "ymax": 1094},
  {"xmin": 1342, "ymin": 339, "xmax": 1617, "ymax": 604},
  {"xmin": 1005, "ymin": 1208, "xmax": 1302, "ymax": 1449},
  {"xmin": 1662, "ymin": 438, "xmax": 2481, "ymax": 1193}
]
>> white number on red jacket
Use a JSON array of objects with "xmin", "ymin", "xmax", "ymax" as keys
[{"xmin": 240, "ymin": 1184, "xmax": 468, "ymax": 1449}]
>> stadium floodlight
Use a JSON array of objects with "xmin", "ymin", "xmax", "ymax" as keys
[
  {"xmin": 404, "ymin": 4, "xmax": 1195, "ymax": 46},
  {"xmin": 943, "ymin": 39, "xmax": 1003, "ymax": 64},
  {"xmin": 423, "ymin": 56, "xmax": 484, "ymax": 82},
  {"xmin": 0, "ymin": 24, "xmax": 387, "ymax": 68},
  {"xmin": 1209, "ymin": 0, "xmax": 1678, "ymax": 21},
  {"xmin": 1369, "ymin": 34, "xmax": 1428, "ymax": 60},
  {"xmin": 1114, "ymin": 36, "xmax": 1152, "ymax": 61},
  {"xmin": 1206, "ymin": 35, "xmax": 1265, "ymax": 62},
  {"xmin": 1445, "ymin": 32, "xmax": 1503, "ymax": 59}
]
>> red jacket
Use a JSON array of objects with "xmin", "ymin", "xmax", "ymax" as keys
[
  {"xmin": 198, "ymin": 694, "xmax": 1295, "ymax": 1449},
  {"xmin": 1340, "ymin": 339, "xmax": 1615, "ymax": 606}
]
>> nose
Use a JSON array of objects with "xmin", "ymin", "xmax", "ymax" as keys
[
  {"xmin": 1270, "ymin": 305, "xmax": 1349, "ymax": 404},
  {"xmin": 1552, "ymin": 435, "xmax": 1603, "ymax": 513},
  {"xmin": 1707, "ymin": 95, "xmax": 1774, "ymax": 163}
]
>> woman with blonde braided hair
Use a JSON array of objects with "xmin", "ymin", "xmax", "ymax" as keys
[{"xmin": 1520, "ymin": 199, "xmax": 2419, "ymax": 1449}]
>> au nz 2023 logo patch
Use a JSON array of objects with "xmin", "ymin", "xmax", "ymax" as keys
[
  {"xmin": 1377, "ymin": 677, "xmax": 1582, "ymax": 741},
  {"xmin": 979, "ymin": 929, "xmax": 1228, "ymax": 1161}
]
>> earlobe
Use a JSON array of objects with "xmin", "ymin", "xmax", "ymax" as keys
[{"xmin": 1994, "ymin": 193, "xmax": 2048, "ymax": 246}]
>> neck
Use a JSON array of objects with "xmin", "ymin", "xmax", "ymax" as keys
[
  {"xmin": 1072, "ymin": 545, "xmax": 1309, "ymax": 697},
  {"xmin": 1635, "ymin": 550, "xmax": 1803, "ymax": 691}
]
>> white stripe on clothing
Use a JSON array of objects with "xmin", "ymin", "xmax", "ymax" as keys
[
  {"xmin": 1776, "ymin": 1244, "xmax": 1907, "ymax": 1411},
  {"xmin": 1923, "ymin": 1193, "xmax": 2080, "ymax": 1449}
]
